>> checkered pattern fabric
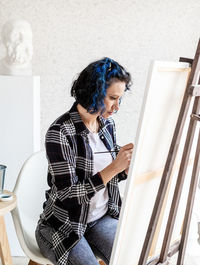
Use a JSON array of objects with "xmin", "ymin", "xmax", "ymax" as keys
[{"xmin": 39, "ymin": 102, "xmax": 127, "ymax": 265}]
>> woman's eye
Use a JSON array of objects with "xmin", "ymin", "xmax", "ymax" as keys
[{"xmin": 110, "ymin": 97, "xmax": 117, "ymax": 100}]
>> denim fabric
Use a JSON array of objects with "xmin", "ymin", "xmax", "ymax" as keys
[
  {"xmin": 35, "ymin": 214, "xmax": 118, "ymax": 265},
  {"xmin": 35, "ymin": 222, "xmax": 57, "ymax": 264}
]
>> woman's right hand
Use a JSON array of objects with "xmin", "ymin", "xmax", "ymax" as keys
[
  {"xmin": 100, "ymin": 143, "xmax": 134, "ymax": 185},
  {"xmin": 113, "ymin": 143, "xmax": 134, "ymax": 173}
]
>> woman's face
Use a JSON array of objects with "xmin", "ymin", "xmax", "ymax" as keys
[{"xmin": 102, "ymin": 81, "xmax": 126, "ymax": 118}]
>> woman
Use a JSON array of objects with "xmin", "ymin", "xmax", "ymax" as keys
[{"xmin": 36, "ymin": 57, "xmax": 133, "ymax": 265}]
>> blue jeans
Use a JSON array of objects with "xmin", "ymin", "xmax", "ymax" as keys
[{"xmin": 35, "ymin": 214, "xmax": 118, "ymax": 265}]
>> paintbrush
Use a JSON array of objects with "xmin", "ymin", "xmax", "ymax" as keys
[
  {"xmin": 94, "ymin": 146, "xmax": 121, "ymax": 154},
  {"xmin": 94, "ymin": 150, "xmax": 119, "ymax": 154}
]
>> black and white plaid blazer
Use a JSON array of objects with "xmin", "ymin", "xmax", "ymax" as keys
[{"xmin": 39, "ymin": 101, "xmax": 127, "ymax": 265}]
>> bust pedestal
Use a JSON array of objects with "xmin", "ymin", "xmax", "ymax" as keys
[{"xmin": 0, "ymin": 75, "xmax": 40, "ymax": 255}]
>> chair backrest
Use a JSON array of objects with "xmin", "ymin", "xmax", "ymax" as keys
[
  {"xmin": 12, "ymin": 151, "xmax": 101, "ymax": 264},
  {"xmin": 13, "ymin": 150, "xmax": 49, "ymax": 240}
]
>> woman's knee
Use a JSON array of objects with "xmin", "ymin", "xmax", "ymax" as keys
[{"xmin": 35, "ymin": 223, "xmax": 57, "ymax": 264}]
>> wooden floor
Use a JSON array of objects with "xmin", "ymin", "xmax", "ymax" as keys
[
  {"xmin": 4, "ymin": 255, "xmax": 200, "ymax": 265},
  {"xmin": 1, "ymin": 257, "xmax": 106, "ymax": 265},
  {"xmin": 0, "ymin": 254, "xmax": 199, "ymax": 265}
]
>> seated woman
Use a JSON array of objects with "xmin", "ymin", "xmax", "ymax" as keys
[{"xmin": 35, "ymin": 57, "xmax": 133, "ymax": 265}]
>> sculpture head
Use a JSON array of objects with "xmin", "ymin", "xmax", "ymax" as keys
[{"xmin": 1, "ymin": 19, "xmax": 33, "ymax": 66}]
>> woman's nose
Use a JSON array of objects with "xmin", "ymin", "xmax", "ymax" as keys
[{"xmin": 114, "ymin": 100, "xmax": 120, "ymax": 110}]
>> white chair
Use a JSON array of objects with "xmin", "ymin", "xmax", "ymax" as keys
[
  {"xmin": 12, "ymin": 151, "xmax": 104, "ymax": 265},
  {"xmin": 11, "ymin": 150, "xmax": 52, "ymax": 265}
]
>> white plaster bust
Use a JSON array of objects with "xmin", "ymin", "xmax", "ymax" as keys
[{"xmin": 0, "ymin": 19, "xmax": 33, "ymax": 75}]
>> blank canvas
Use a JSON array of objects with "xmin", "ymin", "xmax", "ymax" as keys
[{"xmin": 110, "ymin": 61, "xmax": 193, "ymax": 265}]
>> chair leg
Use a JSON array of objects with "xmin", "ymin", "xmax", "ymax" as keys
[
  {"xmin": 99, "ymin": 260, "xmax": 106, "ymax": 265},
  {"xmin": 28, "ymin": 260, "xmax": 43, "ymax": 265}
]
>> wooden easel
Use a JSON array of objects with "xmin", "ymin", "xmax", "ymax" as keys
[{"xmin": 138, "ymin": 39, "xmax": 200, "ymax": 265}]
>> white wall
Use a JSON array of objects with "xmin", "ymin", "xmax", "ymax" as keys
[
  {"xmin": 1, "ymin": 0, "xmax": 200, "ymax": 146},
  {"xmin": 0, "ymin": 0, "xmax": 200, "ymax": 257}
]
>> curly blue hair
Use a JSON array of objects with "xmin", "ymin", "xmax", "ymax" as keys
[{"xmin": 71, "ymin": 57, "xmax": 132, "ymax": 114}]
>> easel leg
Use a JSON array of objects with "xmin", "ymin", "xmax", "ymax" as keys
[
  {"xmin": 157, "ymin": 261, "xmax": 169, "ymax": 265},
  {"xmin": 0, "ymin": 215, "xmax": 13, "ymax": 265},
  {"xmin": 177, "ymin": 128, "xmax": 200, "ymax": 265}
]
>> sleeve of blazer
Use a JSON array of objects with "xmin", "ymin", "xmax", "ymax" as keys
[
  {"xmin": 45, "ymin": 124, "xmax": 105, "ymax": 207},
  {"xmin": 111, "ymin": 119, "xmax": 128, "ymax": 182}
]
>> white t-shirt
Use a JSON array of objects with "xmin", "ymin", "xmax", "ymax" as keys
[{"xmin": 87, "ymin": 131, "xmax": 113, "ymax": 223}]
